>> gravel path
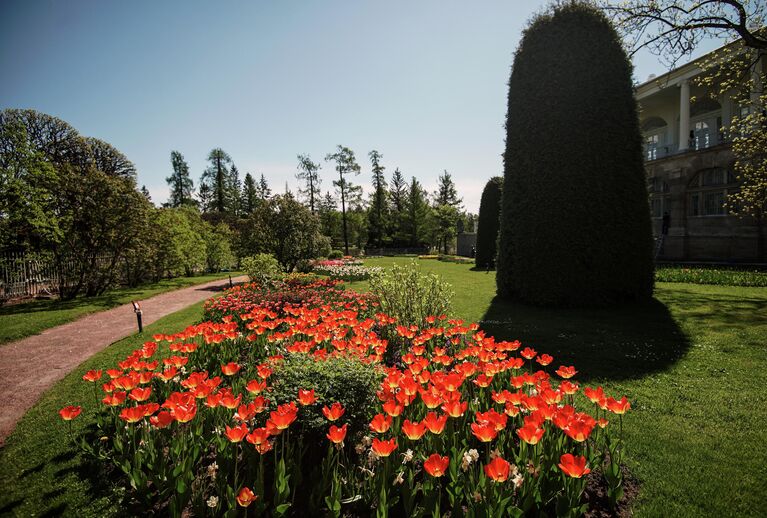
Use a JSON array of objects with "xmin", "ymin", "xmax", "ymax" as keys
[{"xmin": 0, "ymin": 275, "xmax": 247, "ymax": 446}]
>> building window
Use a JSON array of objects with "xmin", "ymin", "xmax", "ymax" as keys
[
  {"xmin": 687, "ymin": 167, "xmax": 736, "ymax": 217},
  {"xmin": 694, "ymin": 121, "xmax": 710, "ymax": 149},
  {"xmin": 646, "ymin": 134, "xmax": 659, "ymax": 160},
  {"xmin": 648, "ymin": 177, "xmax": 671, "ymax": 218}
]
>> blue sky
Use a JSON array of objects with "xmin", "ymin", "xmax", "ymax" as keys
[{"xmin": 1, "ymin": 1, "xmax": 723, "ymax": 212}]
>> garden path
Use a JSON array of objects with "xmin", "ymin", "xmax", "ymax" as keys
[{"xmin": 0, "ymin": 275, "xmax": 248, "ymax": 447}]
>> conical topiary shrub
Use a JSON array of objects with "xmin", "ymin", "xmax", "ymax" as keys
[
  {"xmin": 496, "ymin": 2, "xmax": 654, "ymax": 306},
  {"xmin": 475, "ymin": 176, "xmax": 503, "ymax": 268}
]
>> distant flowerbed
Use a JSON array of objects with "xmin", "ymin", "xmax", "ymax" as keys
[
  {"xmin": 656, "ymin": 266, "xmax": 767, "ymax": 287},
  {"xmin": 314, "ymin": 257, "xmax": 381, "ymax": 281},
  {"xmin": 60, "ymin": 277, "xmax": 632, "ymax": 516}
]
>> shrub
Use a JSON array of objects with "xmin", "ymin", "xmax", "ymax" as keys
[
  {"xmin": 295, "ymin": 258, "xmax": 314, "ymax": 273},
  {"xmin": 269, "ymin": 354, "xmax": 382, "ymax": 442},
  {"xmin": 496, "ymin": 3, "xmax": 654, "ymax": 306},
  {"xmin": 241, "ymin": 253, "xmax": 282, "ymax": 285},
  {"xmin": 655, "ymin": 266, "xmax": 767, "ymax": 287},
  {"xmin": 475, "ymin": 176, "xmax": 503, "ymax": 268},
  {"xmin": 328, "ymin": 249, "xmax": 344, "ymax": 259},
  {"xmin": 369, "ymin": 261, "xmax": 453, "ymax": 327}
]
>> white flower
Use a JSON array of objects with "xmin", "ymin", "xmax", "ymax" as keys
[
  {"xmin": 207, "ymin": 496, "xmax": 219, "ymax": 508},
  {"xmin": 402, "ymin": 449, "xmax": 414, "ymax": 464},
  {"xmin": 393, "ymin": 471, "xmax": 405, "ymax": 485},
  {"xmin": 512, "ymin": 473, "xmax": 524, "ymax": 488}
]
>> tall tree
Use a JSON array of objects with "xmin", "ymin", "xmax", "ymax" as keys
[
  {"xmin": 599, "ymin": 0, "xmax": 767, "ymax": 260},
  {"xmin": 317, "ymin": 191, "xmax": 341, "ymax": 246},
  {"xmin": 166, "ymin": 151, "xmax": 194, "ymax": 207},
  {"xmin": 367, "ymin": 150, "xmax": 389, "ymax": 248},
  {"xmin": 241, "ymin": 172, "xmax": 258, "ymax": 215},
  {"xmin": 433, "ymin": 170, "xmax": 463, "ymax": 254},
  {"xmin": 496, "ymin": 3, "xmax": 653, "ymax": 306},
  {"xmin": 325, "ymin": 145, "xmax": 361, "ymax": 255},
  {"xmin": 200, "ymin": 148, "xmax": 232, "ymax": 213},
  {"xmin": 85, "ymin": 137, "xmax": 137, "ymax": 180},
  {"xmin": 229, "ymin": 164, "xmax": 242, "ymax": 216},
  {"xmin": 296, "ymin": 154, "xmax": 322, "ymax": 213},
  {"xmin": 257, "ymin": 173, "xmax": 272, "ymax": 201},
  {"xmin": 403, "ymin": 177, "xmax": 431, "ymax": 248},
  {"xmin": 475, "ymin": 177, "xmax": 503, "ymax": 268},
  {"xmin": 388, "ymin": 168, "xmax": 408, "ymax": 246}
]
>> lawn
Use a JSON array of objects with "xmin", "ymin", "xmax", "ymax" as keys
[
  {"xmin": 0, "ymin": 258, "xmax": 765, "ymax": 517},
  {"xmin": 0, "ymin": 272, "xmax": 240, "ymax": 346}
]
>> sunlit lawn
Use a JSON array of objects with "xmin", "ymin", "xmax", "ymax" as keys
[
  {"xmin": 0, "ymin": 258, "xmax": 765, "ymax": 517},
  {"xmin": 0, "ymin": 271, "xmax": 241, "ymax": 345}
]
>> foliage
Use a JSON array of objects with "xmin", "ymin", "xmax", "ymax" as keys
[
  {"xmin": 402, "ymin": 177, "xmax": 433, "ymax": 248},
  {"xmin": 655, "ymin": 266, "xmax": 767, "ymax": 287},
  {"xmin": 199, "ymin": 148, "xmax": 233, "ymax": 214},
  {"xmin": 269, "ymin": 354, "xmax": 382, "ymax": 442},
  {"xmin": 240, "ymin": 194, "xmax": 331, "ymax": 272},
  {"xmin": 328, "ymin": 249, "xmax": 344, "ymax": 260},
  {"xmin": 475, "ymin": 177, "xmax": 503, "ymax": 269},
  {"xmin": 296, "ymin": 154, "xmax": 322, "ymax": 214},
  {"xmin": 496, "ymin": 3, "xmax": 654, "ymax": 306},
  {"xmin": 325, "ymin": 145, "xmax": 361, "ymax": 255},
  {"xmin": 368, "ymin": 261, "xmax": 453, "ymax": 327},
  {"xmin": 166, "ymin": 151, "xmax": 195, "ymax": 208},
  {"xmin": 367, "ymin": 150, "xmax": 389, "ymax": 249},
  {"xmin": 432, "ymin": 171, "xmax": 462, "ymax": 254},
  {"xmin": 242, "ymin": 253, "xmax": 283, "ymax": 286}
]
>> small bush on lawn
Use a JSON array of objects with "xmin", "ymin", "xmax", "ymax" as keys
[
  {"xmin": 241, "ymin": 253, "xmax": 282, "ymax": 285},
  {"xmin": 328, "ymin": 249, "xmax": 344, "ymax": 259},
  {"xmin": 369, "ymin": 261, "xmax": 453, "ymax": 327},
  {"xmin": 437, "ymin": 254, "xmax": 474, "ymax": 264}
]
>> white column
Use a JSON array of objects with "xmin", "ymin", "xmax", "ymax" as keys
[{"xmin": 678, "ymin": 79, "xmax": 690, "ymax": 151}]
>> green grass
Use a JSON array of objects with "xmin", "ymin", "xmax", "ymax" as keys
[
  {"xmin": 0, "ymin": 272, "xmax": 240, "ymax": 345},
  {"xmin": 0, "ymin": 300, "xmax": 208, "ymax": 517},
  {"xmin": 1, "ymin": 258, "xmax": 766, "ymax": 517},
  {"xmin": 655, "ymin": 266, "xmax": 767, "ymax": 287}
]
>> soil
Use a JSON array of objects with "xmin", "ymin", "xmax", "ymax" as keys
[
  {"xmin": 0, "ymin": 275, "xmax": 247, "ymax": 447},
  {"xmin": 583, "ymin": 465, "xmax": 640, "ymax": 517}
]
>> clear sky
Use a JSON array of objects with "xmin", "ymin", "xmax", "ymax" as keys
[{"xmin": 0, "ymin": 0, "xmax": 724, "ymax": 212}]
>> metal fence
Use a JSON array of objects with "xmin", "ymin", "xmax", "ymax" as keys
[{"xmin": 0, "ymin": 252, "xmax": 112, "ymax": 301}]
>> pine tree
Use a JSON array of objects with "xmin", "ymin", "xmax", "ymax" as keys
[
  {"xmin": 433, "ymin": 170, "xmax": 463, "ymax": 254},
  {"xmin": 367, "ymin": 150, "xmax": 389, "ymax": 248},
  {"xmin": 496, "ymin": 3, "xmax": 654, "ymax": 306},
  {"xmin": 389, "ymin": 168, "xmax": 408, "ymax": 245},
  {"xmin": 242, "ymin": 172, "xmax": 258, "ymax": 215},
  {"xmin": 200, "ymin": 148, "xmax": 232, "ymax": 213},
  {"xmin": 296, "ymin": 154, "xmax": 321, "ymax": 213},
  {"xmin": 228, "ymin": 164, "xmax": 242, "ymax": 216},
  {"xmin": 140, "ymin": 185, "xmax": 152, "ymax": 203},
  {"xmin": 257, "ymin": 173, "xmax": 272, "ymax": 201},
  {"xmin": 325, "ymin": 145, "xmax": 361, "ymax": 255},
  {"xmin": 403, "ymin": 177, "xmax": 431, "ymax": 248},
  {"xmin": 166, "ymin": 151, "xmax": 194, "ymax": 207},
  {"xmin": 475, "ymin": 177, "xmax": 503, "ymax": 268}
]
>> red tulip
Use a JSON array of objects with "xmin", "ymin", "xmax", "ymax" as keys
[
  {"xmin": 516, "ymin": 423, "xmax": 544, "ymax": 445},
  {"xmin": 484, "ymin": 456, "xmax": 511, "ymax": 482},
  {"xmin": 606, "ymin": 396, "xmax": 631, "ymax": 415},
  {"xmin": 129, "ymin": 387, "xmax": 151, "ymax": 402},
  {"xmin": 236, "ymin": 487, "xmax": 257, "ymax": 507},
  {"xmin": 297, "ymin": 388, "xmax": 316, "ymax": 405},
  {"xmin": 422, "ymin": 412, "xmax": 448, "ymax": 435},
  {"xmin": 221, "ymin": 362, "xmax": 241, "ymax": 376},
  {"xmin": 423, "ymin": 453, "xmax": 449, "ymax": 477},
  {"xmin": 225, "ymin": 423, "xmax": 249, "ymax": 442},
  {"xmin": 327, "ymin": 423, "xmax": 348, "ymax": 444},
  {"xmin": 369, "ymin": 413, "xmax": 392, "ymax": 433},
  {"xmin": 322, "ymin": 402, "xmax": 345, "ymax": 421},
  {"xmin": 82, "ymin": 370, "xmax": 102, "ymax": 382},
  {"xmin": 555, "ymin": 365, "xmax": 577, "ymax": 379},
  {"xmin": 558, "ymin": 453, "xmax": 591, "ymax": 478},
  {"xmin": 371, "ymin": 437, "xmax": 397, "ymax": 457},
  {"xmin": 471, "ymin": 422, "xmax": 498, "ymax": 442},
  {"xmin": 401, "ymin": 419, "xmax": 426, "ymax": 440},
  {"xmin": 59, "ymin": 405, "xmax": 82, "ymax": 421}
]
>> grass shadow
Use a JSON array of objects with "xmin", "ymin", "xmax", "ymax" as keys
[{"xmin": 479, "ymin": 295, "xmax": 691, "ymax": 382}]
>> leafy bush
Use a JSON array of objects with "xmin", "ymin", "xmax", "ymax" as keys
[
  {"xmin": 496, "ymin": 3, "xmax": 654, "ymax": 306},
  {"xmin": 241, "ymin": 253, "xmax": 282, "ymax": 285},
  {"xmin": 437, "ymin": 254, "xmax": 474, "ymax": 264},
  {"xmin": 295, "ymin": 258, "xmax": 314, "ymax": 274},
  {"xmin": 369, "ymin": 261, "xmax": 453, "ymax": 327},
  {"xmin": 656, "ymin": 266, "xmax": 767, "ymax": 287},
  {"xmin": 328, "ymin": 249, "xmax": 344, "ymax": 259},
  {"xmin": 475, "ymin": 176, "xmax": 503, "ymax": 268},
  {"xmin": 270, "ymin": 354, "xmax": 382, "ymax": 441}
]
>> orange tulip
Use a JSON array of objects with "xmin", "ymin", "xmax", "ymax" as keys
[
  {"xmin": 221, "ymin": 362, "xmax": 241, "ymax": 376},
  {"xmin": 471, "ymin": 422, "xmax": 498, "ymax": 442},
  {"xmin": 327, "ymin": 423, "xmax": 348, "ymax": 444},
  {"xmin": 583, "ymin": 386, "xmax": 605, "ymax": 404},
  {"xmin": 150, "ymin": 411, "xmax": 174, "ymax": 428},
  {"xmin": 441, "ymin": 399, "xmax": 468, "ymax": 418},
  {"xmin": 423, "ymin": 453, "xmax": 449, "ymax": 477},
  {"xmin": 558, "ymin": 453, "xmax": 591, "ymax": 478},
  {"xmin": 246, "ymin": 427, "xmax": 270, "ymax": 447},
  {"xmin": 246, "ymin": 379, "xmax": 267, "ymax": 394},
  {"xmin": 82, "ymin": 370, "xmax": 102, "ymax": 382},
  {"xmin": 484, "ymin": 456, "xmax": 511, "ymax": 482},
  {"xmin": 516, "ymin": 423, "xmax": 544, "ymax": 445},
  {"xmin": 555, "ymin": 365, "xmax": 577, "ymax": 379},
  {"xmin": 236, "ymin": 487, "xmax": 257, "ymax": 507},
  {"xmin": 172, "ymin": 402, "xmax": 197, "ymax": 423},
  {"xmin": 422, "ymin": 412, "xmax": 448, "ymax": 435},
  {"xmin": 119, "ymin": 406, "xmax": 146, "ymax": 423},
  {"xmin": 564, "ymin": 420, "xmax": 593, "ymax": 442},
  {"xmin": 269, "ymin": 402, "xmax": 298, "ymax": 431},
  {"xmin": 322, "ymin": 402, "xmax": 345, "ymax": 421},
  {"xmin": 606, "ymin": 396, "xmax": 631, "ymax": 415},
  {"xmin": 129, "ymin": 387, "xmax": 152, "ymax": 402},
  {"xmin": 401, "ymin": 419, "xmax": 426, "ymax": 440},
  {"xmin": 520, "ymin": 347, "xmax": 537, "ymax": 360},
  {"xmin": 225, "ymin": 423, "xmax": 250, "ymax": 442},
  {"xmin": 371, "ymin": 437, "xmax": 397, "ymax": 457},
  {"xmin": 536, "ymin": 354, "xmax": 553, "ymax": 366},
  {"xmin": 59, "ymin": 405, "xmax": 82, "ymax": 421},
  {"xmin": 382, "ymin": 399, "xmax": 404, "ymax": 417},
  {"xmin": 369, "ymin": 413, "xmax": 392, "ymax": 433},
  {"xmin": 297, "ymin": 388, "xmax": 317, "ymax": 405},
  {"xmin": 102, "ymin": 391, "xmax": 127, "ymax": 406}
]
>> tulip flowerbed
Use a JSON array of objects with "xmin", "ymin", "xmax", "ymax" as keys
[
  {"xmin": 60, "ymin": 278, "xmax": 632, "ymax": 517},
  {"xmin": 312, "ymin": 258, "xmax": 381, "ymax": 281}
]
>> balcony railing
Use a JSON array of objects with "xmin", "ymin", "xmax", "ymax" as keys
[{"xmin": 645, "ymin": 132, "xmax": 729, "ymax": 161}]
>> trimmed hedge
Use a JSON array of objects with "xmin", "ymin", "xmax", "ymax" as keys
[
  {"xmin": 496, "ymin": 3, "xmax": 654, "ymax": 306},
  {"xmin": 475, "ymin": 176, "xmax": 503, "ymax": 268}
]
